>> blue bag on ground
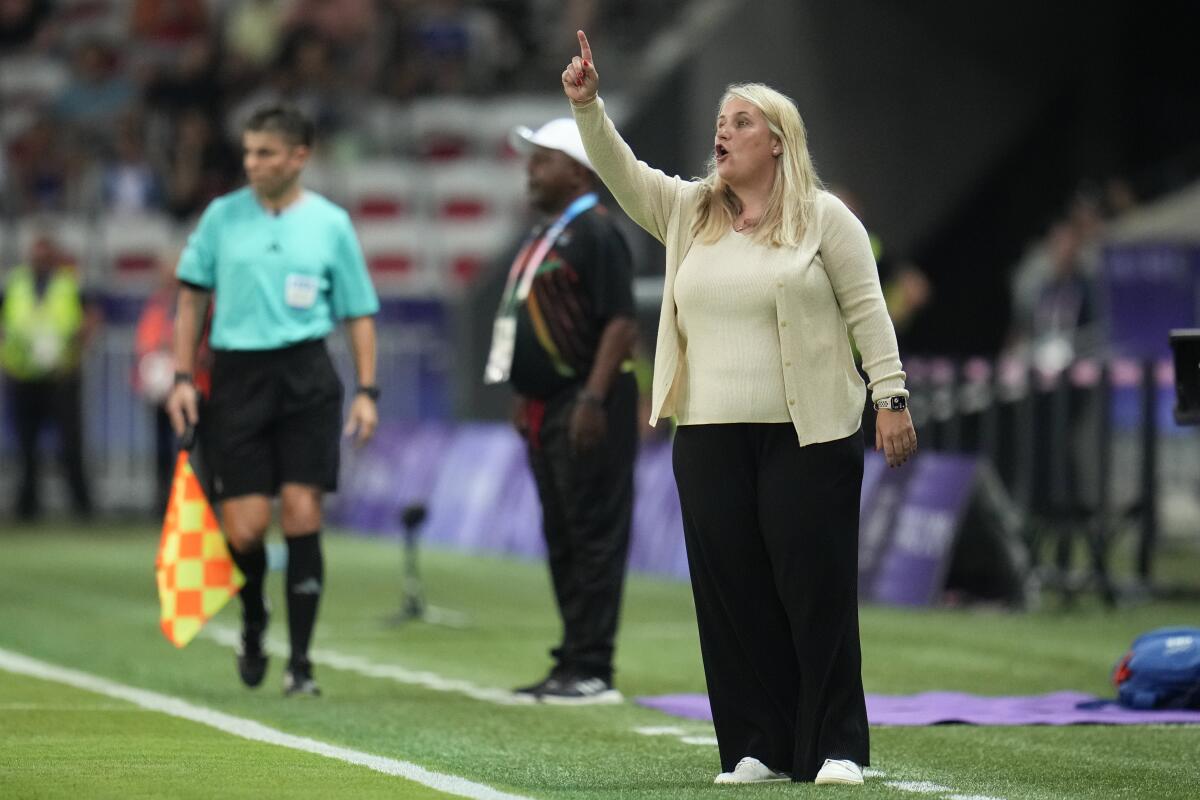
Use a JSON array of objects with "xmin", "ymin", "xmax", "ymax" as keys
[{"xmin": 1112, "ymin": 627, "xmax": 1200, "ymax": 710}]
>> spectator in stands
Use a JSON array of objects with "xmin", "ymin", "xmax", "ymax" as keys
[
  {"xmin": 285, "ymin": 31, "xmax": 354, "ymax": 133},
  {"xmin": 219, "ymin": 0, "xmax": 285, "ymax": 83},
  {"xmin": 165, "ymin": 105, "xmax": 380, "ymax": 697},
  {"xmin": 163, "ymin": 108, "xmax": 239, "ymax": 222},
  {"xmin": 284, "ymin": 0, "xmax": 376, "ymax": 47},
  {"xmin": 1028, "ymin": 220, "xmax": 1098, "ymax": 371},
  {"xmin": 142, "ymin": 38, "xmax": 222, "ymax": 119},
  {"xmin": 409, "ymin": 0, "xmax": 519, "ymax": 94},
  {"xmin": 562, "ymin": 32, "xmax": 914, "ymax": 785},
  {"xmin": 130, "ymin": 0, "xmax": 208, "ymax": 49},
  {"xmin": 1, "ymin": 232, "xmax": 99, "ymax": 520},
  {"xmin": 484, "ymin": 117, "xmax": 639, "ymax": 703},
  {"xmin": 228, "ymin": 32, "xmax": 354, "ymax": 140},
  {"xmin": 54, "ymin": 39, "xmax": 136, "ymax": 135},
  {"xmin": 99, "ymin": 119, "xmax": 163, "ymax": 214},
  {"xmin": 7, "ymin": 118, "xmax": 73, "ymax": 213},
  {"xmin": 0, "ymin": 0, "xmax": 52, "ymax": 52}
]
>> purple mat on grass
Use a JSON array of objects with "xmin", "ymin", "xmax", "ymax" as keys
[{"xmin": 636, "ymin": 692, "xmax": 1200, "ymax": 726}]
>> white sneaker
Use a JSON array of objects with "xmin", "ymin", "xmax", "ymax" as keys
[
  {"xmin": 814, "ymin": 759, "xmax": 863, "ymax": 785},
  {"xmin": 714, "ymin": 757, "xmax": 790, "ymax": 784}
]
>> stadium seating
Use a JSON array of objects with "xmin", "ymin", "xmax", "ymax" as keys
[
  {"xmin": 432, "ymin": 217, "xmax": 519, "ymax": 289},
  {"xmin": 100, "ymin": 213, "xmax": 178, "ymax": 287},
  {"xmin": 344, "ymin": 161, "xmax": 426, "ymax": 220},
  {"xmin": 426, "ymin": 159, "xmax": 525, "ymax": 221},
  {"xmin": 355, "ymin": 218, "xmax": 440, "ymax": 295}
]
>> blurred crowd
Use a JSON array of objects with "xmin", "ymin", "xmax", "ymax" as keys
[
  {"xmin": 0, "ymin": 0, "xmax": 655, "ymax": 221},
  {"xmin": 1006, "ymin": 177, "xmax": 1140, "ymax": 372}
]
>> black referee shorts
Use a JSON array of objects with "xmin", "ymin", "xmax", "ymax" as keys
[{"xmin": 205, "ymin": 339, "xmax": 343, "ymax": 502}]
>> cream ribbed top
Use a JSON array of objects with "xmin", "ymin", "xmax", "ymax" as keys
[
  {"xmin": 571, "ymin": 96, "xmax": 907, "ymax": 446},
  {"xmin": 673, "ymin": 232, "xmax": 792, "ymax": 424}
]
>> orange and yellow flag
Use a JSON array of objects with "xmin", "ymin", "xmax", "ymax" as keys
[{"xmin": 155, "ymin": 451, "xmax": 243, "ymax": 647}]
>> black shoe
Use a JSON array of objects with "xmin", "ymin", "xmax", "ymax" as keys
[
  {"xmin": 513, "ymin": 669, "xmax": 558, "ymax": 697},
  {"xmin": 236, "ymin": 618, "xmax": 269, "ymax": 688},
  {"xmin": 537, "ymin": 674, "xmax": 623, "ymax": 705},
  {"xmin": 236, "ymin": 623, "xmax": 270, "ymax": 690},
  {"xmin": 283, "ymin": 659, "xmax": 321, "ymax": 697}
]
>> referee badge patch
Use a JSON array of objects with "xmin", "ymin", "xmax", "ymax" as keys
[{"xmin": 285, "ymin": 274, "xmax": 320, "ymax": 309}]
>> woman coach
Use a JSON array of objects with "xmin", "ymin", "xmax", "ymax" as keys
[{"xmin": 561, "ymin": 32, "xmax": 916, "ymax": 786}]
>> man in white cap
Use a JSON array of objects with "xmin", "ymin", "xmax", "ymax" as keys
[{"xmin": 486, "ymin": 118, "xmax": 638, "ymax": 703}]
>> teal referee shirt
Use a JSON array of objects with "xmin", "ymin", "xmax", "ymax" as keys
[{"xmin": 177, "ymin": 187, "xmax": 380, "ymax": 351}]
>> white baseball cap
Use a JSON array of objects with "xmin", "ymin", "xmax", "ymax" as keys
[{"xmin": 509, "ymin": 118, "xmax": 594, "ymax": 173}]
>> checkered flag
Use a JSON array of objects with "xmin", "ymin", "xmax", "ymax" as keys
[{"xmin": 154, "ymin": 440, "xmax": 243, "ymax": 647}]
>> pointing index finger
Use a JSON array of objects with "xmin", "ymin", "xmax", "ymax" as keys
[{"xmin": 577, "ymin": 30, "xmax": 592, "ymax": 64}]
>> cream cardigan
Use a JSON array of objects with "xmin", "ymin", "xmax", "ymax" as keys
[{"xmin": 571, "ymin": 96, "xmax": 907, "ymax": 446}]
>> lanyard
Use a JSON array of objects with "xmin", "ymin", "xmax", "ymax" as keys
[{"xmin": 499, "ymin": 192, "xmax": 597, "ymax": 314}]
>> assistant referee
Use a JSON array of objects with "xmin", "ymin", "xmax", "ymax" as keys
[{"xmin": 165, "ymin": 105, "xmax": 380, "ymax": 697}]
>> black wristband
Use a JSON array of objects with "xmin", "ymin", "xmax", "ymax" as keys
[
  {"xmin": 356, "ymin": 385, "xmax": 381, "ymax": 401},
  {"xmin": 173, "ymin": 372, "xmax": 193, "ymax": 386}
]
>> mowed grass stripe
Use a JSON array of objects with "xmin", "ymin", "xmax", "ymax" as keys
[{"xmin": 0, "ymin": 650, "xmax": 529, "ymax": 800}]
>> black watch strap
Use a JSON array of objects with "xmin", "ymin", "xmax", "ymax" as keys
[{"xmin": 356, "ymin": 385, "xmax": 381, "ymax": 401}]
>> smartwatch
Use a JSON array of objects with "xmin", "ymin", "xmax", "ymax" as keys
[
  {"xmin": 356, "ymin": 385, "xmax": 381, "ymax": 401},
  {"xmin": 874, "ymin": 396, "xmax": 907, "ymax": 412}
]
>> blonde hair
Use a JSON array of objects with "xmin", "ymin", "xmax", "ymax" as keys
[{"xmin": 691, "ymin": 83, "xmax": 823, "ymax": 248}]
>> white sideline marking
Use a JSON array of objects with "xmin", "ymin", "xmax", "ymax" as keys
[
  {"xmin": 634, "ymin": 725, "xmax": 687, "ymax": 736},
  {"xmin": 205, "ymin": 626, "xmax": 536, "ymax": 706},
  {"xmin": 679, "ymin": 735, "xmax": 719, "ymax": 746},
  {"xmin": 886, "ymin": 781, "xmax": 954, "ymax": 794},
  {"xmin": 0, "ymin": 703, "xmax": 150, "ymax": 712},
  {"xmin": 203, "ymin": 630, "xmax": 1005, "ymax": 798},
  {"xmin": 634, "ymin": 724, "xmax": 717, "ymax": 747},
  {"xmin": 0, "ymin": 647, "xmax": 531, "ymax": 800}
]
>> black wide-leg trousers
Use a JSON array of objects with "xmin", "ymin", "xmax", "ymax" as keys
[{"xmin": 672, "ymin": 423, "xmax": 868, "ymax": 781}]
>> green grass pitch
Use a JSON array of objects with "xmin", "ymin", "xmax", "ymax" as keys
[{"xmin": 1, "ymin": 524, "xmax": 1198, "ymax": 799}]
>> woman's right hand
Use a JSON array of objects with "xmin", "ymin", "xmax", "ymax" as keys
[{"xmin": 562, "ymin": 30, "xmax": 598, "ymax": 104}]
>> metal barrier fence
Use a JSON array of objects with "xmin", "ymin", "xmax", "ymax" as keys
[
  {"xmin": 0, "ymin": 320, "xmax": 453, "ymax": 516},
  {"xmin": 902, "ymin": 353, "xmax": 1195, "ymax": 597}
]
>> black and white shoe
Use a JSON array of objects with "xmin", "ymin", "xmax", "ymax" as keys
[
  {"xmin": 283, "ymin": 659, "xmax": 321, "ymax": 697},
  {"xmin": 236, "ymin": 616, "xmax": 269, "ymax": 688},
  {"xmin": 537, "ymin": 675, "xmax": 623, "ymax": 705},
  {"xmin": 513, "ymin": 670, "xmax": 558, "ymax": 698}
]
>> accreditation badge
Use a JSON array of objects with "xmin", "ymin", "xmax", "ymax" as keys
[{"xmin": 483, "ymin": 315, "xmax": 517, "ymax": 385}]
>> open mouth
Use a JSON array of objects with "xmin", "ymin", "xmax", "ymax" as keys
[{"xmin": 714, "ymin": 144, "xmax": 729, "ymax": 162}]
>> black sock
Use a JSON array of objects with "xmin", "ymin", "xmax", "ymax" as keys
[
  {"xmin": 228, "ymin": 542, "xmax": 267, "ymax": 629},
  {"xmin": 285, "ymin": 531, "xmax": 324, "ymax": 669}
]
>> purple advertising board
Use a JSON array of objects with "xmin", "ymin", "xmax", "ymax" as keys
[
  {"xmin": 332, "ymin": 425, "xmax": 982, "ymax": 607},
  {"xmin": 863, "ymin": 454, "xmax": 980, "ymax": 606}
]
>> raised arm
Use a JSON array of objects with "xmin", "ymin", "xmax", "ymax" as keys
[{"xmin": 563, "ymin": 30, "xmax": 692, "ymax": 244}]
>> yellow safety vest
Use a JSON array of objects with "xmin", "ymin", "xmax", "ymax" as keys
[{"xmin": 1, "ymin": 265, "xmax": 85, "ymax": 380}]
